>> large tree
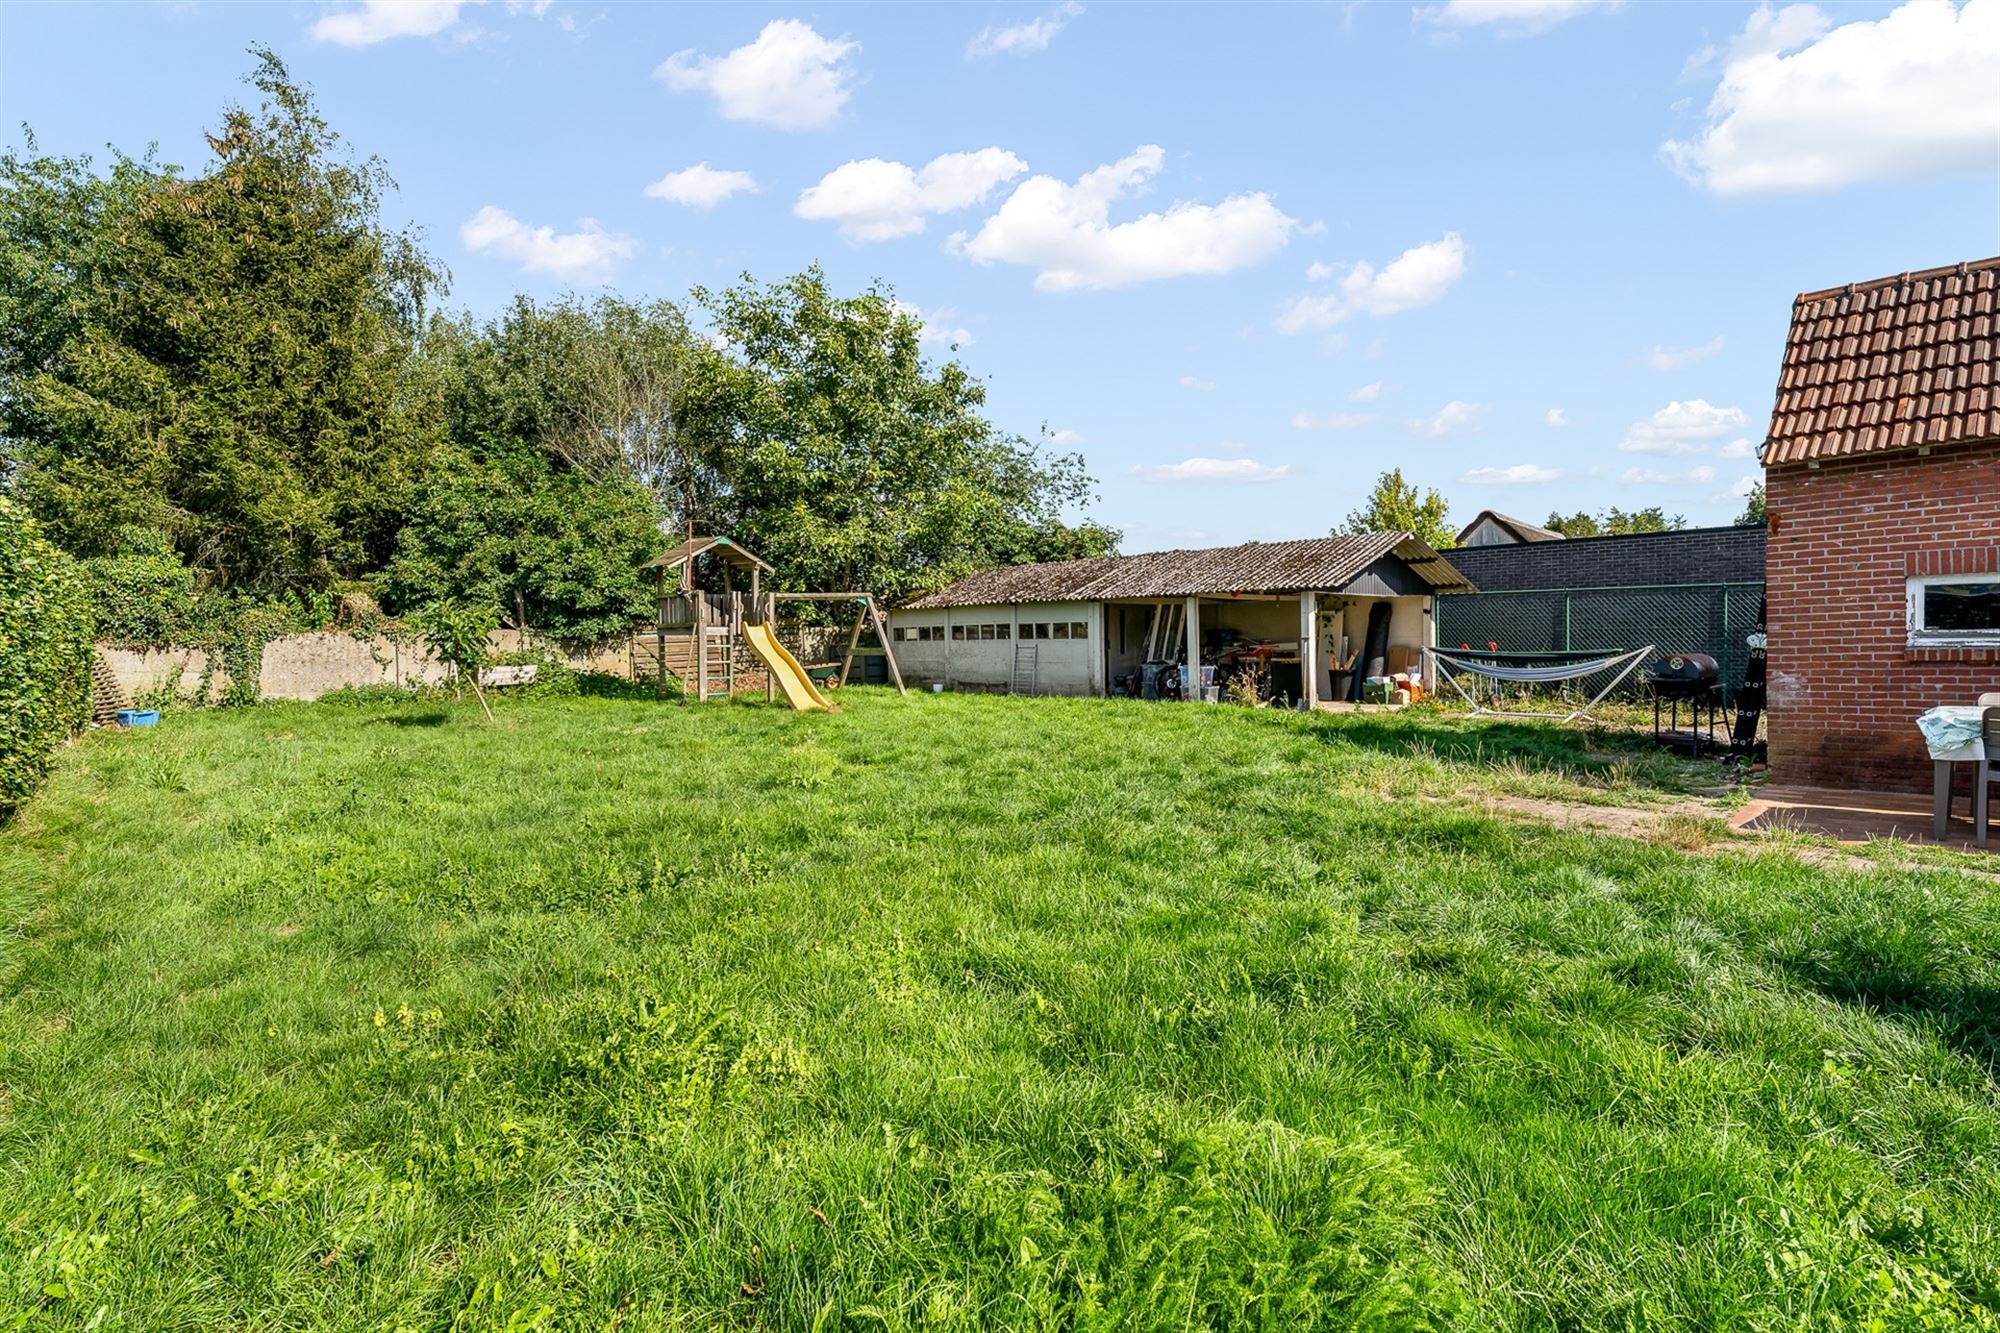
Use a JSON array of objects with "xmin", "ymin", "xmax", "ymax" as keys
[
  {"xmin": 1337, "ymin": 469, "xmax": 1454, "ymax": 549},
  {"xmin": 683, "ymin": 268, "xmax": 1117, "ymax": 600},
  {"xmin": 379, "ymin": 307, "xmax": 665, "ymax": 643},
  {"xmin": 0, "ymin": 50, "xmax": 442, "ymax": 591}
]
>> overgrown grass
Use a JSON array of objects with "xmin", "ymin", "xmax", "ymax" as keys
[{"xmin": 2, "ymin": 691, "xmax": 1996, "ymax": 1330}]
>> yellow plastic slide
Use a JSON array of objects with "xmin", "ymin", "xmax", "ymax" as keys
[{"xmin": 740, "ymin": 622, "xmax": 834, "ymax": 711}]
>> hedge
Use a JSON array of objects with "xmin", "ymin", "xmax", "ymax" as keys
[{"xmin": 1, "ymin": 497, "xmax": 95, "ymax": 812}]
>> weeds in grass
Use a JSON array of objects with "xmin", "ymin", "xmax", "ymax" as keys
[{"xmin": 1, "ymin": 693, "xmax": 1996, "ymax": 1329}]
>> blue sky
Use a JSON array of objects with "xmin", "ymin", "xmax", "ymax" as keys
[{"xmin": 4, "ymin": 0, "xmax": 1996, "ymax": 553}]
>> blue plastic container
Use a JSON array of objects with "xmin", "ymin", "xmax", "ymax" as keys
[{"xmin": 115, "ymin": 709, "xmax": 161, "ymax": 727}]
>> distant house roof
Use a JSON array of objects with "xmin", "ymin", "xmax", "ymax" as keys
[
  {"xmin": 1762, "ymin": 256, "xmax": 1999, "ymax": 467},
  {"xmin": 643, "ymin": 535, "xmax": 773, "ymax": 575},
  {"xmin": 1455, "ymin": 510, "xmax": 1565, "ymax": 545},
  {"xmin": 904, "ymin": 532, "xmax": 1474, "ymax": 608}
]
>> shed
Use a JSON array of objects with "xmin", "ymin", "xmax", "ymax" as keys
[
  {"xmin": 1761, "ymin": 255, "xmax": 2000, "ymax": 791},
  {"xmin": 1455, "ymin": 510, "xmax": 1566, "ymax": 547},
  {"xmin": 888, "ymin": 531, "xmax": 1473, "ymax": 704}
]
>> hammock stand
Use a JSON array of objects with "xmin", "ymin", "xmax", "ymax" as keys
[{"xmin": 1433, "ymin": 645, "xmax": 1655, "ymax": 724}]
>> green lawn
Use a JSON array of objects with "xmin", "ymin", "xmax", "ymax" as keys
[{"xmin": 2, "ymin": 690, "xmax": 1997, "ymax": 1331}]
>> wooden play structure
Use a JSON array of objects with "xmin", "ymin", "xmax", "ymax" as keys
[{"xmin": 632, "ymin": 536, "xmax": 905, "ymax": 708}]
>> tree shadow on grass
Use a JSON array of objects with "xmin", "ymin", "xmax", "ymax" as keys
[
  {"xmin": 1778, "ymin": 911, "xmax": 2000, "ymax": 1077},
  {"xmin": 1304, "ymin": 714, "xmax": 1673, "ymax": 772},
  {"xmin": 370, "ymin": 712, "xmax": 450, "ymax": 728},
  {"xmin": 1797, "ymin": 971, "xmax": 2000, "ymax": 1079}
]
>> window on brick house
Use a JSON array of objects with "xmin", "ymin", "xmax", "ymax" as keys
[{"xmin": 1908, "ymin": 575, "xmax": 2000, "ymax": 647}]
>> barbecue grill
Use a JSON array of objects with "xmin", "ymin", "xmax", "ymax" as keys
[{"xmin": 1648, "ymin": 652, "xmax": 1722, "ymax": 755}]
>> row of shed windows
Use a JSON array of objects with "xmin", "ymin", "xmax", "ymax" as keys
[{"xmin": 894, "ymin": 621, "xmax": 1090, "ymax": 642}]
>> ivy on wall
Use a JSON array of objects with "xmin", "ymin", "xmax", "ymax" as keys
[{"xmin": 1, "ymin": 498, "xmax": 94, "ymax": 812}]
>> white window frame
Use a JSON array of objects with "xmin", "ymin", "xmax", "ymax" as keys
[{"xmin": 1907, "ymin": 573, "xmax": 2000, "ymax": 648}]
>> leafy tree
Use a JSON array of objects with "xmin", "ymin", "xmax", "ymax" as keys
[
  {"xmin": 1337, "ymin": 469, "xmax": 1454, "ymax": 549},
  {"xmin": 1735, "ymin": 483, "xmax": 1766, "ymax": 526},
  {"xmin": 379, "ymin": 306, "xmax": 667, "ymax": 642},
  {"xmin": 0, "ymin": 50, "xmax": 442, "ymax": 591},
  {"xmin": 407, "ymin": 598, "xmax": 499, "ymax": 721},
  {"xmin": 1543, "ymin": 506, "xmax": 1686, "ymax": 538},
  {"xmin": 683, "ymin": 268, "xmax": 1118, "ymax": 601},
  {"xmin": 380, "ymin": 441, "xmax": 658, "ymax": 644}
]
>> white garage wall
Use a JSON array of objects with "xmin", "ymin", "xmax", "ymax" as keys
[{"xmin": 888, "ymin": 601, "xmax": 1102, "ymax": 695}]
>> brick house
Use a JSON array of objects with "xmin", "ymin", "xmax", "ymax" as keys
[{"xmin": 1763, "ymin": 257, "xmax": 2000, "ymax": 792}]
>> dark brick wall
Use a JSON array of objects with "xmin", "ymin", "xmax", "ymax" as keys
[{"xmin": 1444, "ymin": 524, "xmax": 1767, "ymax": 592}]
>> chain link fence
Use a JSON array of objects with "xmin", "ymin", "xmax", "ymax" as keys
[{"xmin": 1437, "ymin": 582, "xmax": 1763, "ymax": 703}]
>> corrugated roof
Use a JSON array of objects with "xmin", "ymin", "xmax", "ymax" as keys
[
  {"xmin": 643, "ymin": 535, "xmax": 774, "ymax": 574},
  {"xmin": 1455, "ymin": 510, "xmax": 1566, "ymax": 544},
  {"xmin": 1762, "ymin": 256, "xmax": 1999, "ymax": 466},
  {"xmin": 905, "ymin": 532, "xmax": 1474, "ymax": 608}
]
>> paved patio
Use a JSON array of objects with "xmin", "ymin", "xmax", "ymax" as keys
[{"xmin": 1731, "ymin": 783, "xmax": 1993, "ymax": 852}]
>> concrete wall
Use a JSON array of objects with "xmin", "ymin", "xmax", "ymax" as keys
[{"xmin": 99, "ymin": 629, "xmax": 639, "ymax": 703}]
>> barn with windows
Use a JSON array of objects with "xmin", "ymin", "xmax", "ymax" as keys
[{"xmin": 888, "ymin": 532, "xmax": 1474, "ymax": 704}]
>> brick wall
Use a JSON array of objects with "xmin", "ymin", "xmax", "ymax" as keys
[
  {"xmin": 1443, "ymin": 524, "xmax": 1766, "ymax": 592},
  {"xmin": 1765, "ymin": 436, "xmax": 2000, "ymax": 792}
]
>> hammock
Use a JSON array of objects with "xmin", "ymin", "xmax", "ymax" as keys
[{"xmin": 1432, "ymin": 645, "xmax": 1655, "ymax": 723}]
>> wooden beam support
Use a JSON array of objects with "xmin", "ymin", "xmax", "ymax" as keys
[
  {"xmin": 866, "ymin": 597, "xmax": 907, "ymax": 695},
  {"xmin": 837, "ymin": 606, "xmax": 866, "ymax": 689},
  {"xmin": 1299, "ymin": 589, "xmax": 1319, "ymax": 709},
  {"xmin": 1183, "ymin": 595, "xmax": 1201, "ymax": 702}
]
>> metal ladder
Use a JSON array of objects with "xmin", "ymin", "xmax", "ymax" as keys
[{"xmin": 1011, "ymin": 643, "xmax": 1038, "ymax": 695}]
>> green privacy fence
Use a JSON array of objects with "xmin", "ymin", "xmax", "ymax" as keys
[{"xmin": 1436, "ymin": 582, "xmax": 1764, "ymax": 704}]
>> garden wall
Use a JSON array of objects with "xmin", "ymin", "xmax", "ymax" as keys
[{"xmin": 99, "ymin": 630, "xmax": 640, "ymax": 702}]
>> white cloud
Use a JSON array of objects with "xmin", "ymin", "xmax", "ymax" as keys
[
  {"xmin": 1642, "ymin": 334, "xmax": 1726, "ymax": 370},
  {"xmin": 1048, "ymin": 429, "xmax": 1089, "ymax": 445},
  {"xmin": 1412, "ymin": 401, "xmax": 1485, "ymax": 438},
  {"xmin": 1717, "ymin": 437, "xmax": 1760, "ymax": 459},
  {"xmin": 1462, "ymin": 463, "xmax": 1561, "ymax": 485},
  {"xmin": 459, "ymin": 205, "xmax": 634, "ymax": 283},
  {"xmin": 1618, "ymin": 398, "xmax": 1747, "ymax": 454},
  {"xmin": 1351, "ymin": 380, "xmax": 1388, "ymax": 402},
  {"xmin": 1417, "ymin": 0, "xmax": 1621, "ymax": 33},
  {"xmin": 1545, "ymin": 407, "xmax": 1569, "ymax": 427},
  {"xmin": 890, "ymin": 301, "xmax": 975, "ymax": 348},
  {"xmin": 1291, "ymin": 411, "xmax": 1375, "ymax": 431},
  {"xmin": 1620, "ymin": 464, "xmax": 1718, "ymax": 484},
  {"xmin": 1131, "ymin": 457, "xmax": 1293, "ymax": 482},
  {"xmin": 796, "ymin": 149, "xmax": 1027, "ymax": 242},
  {"xmin": 968, "ymin": 1, "xmax": 1082, "ymax": 57},
  {"xmin": 1277, "ymin": 233, "xmax": 1467, "ymax": 333},
  {"xmin": 1179, "ymin": 375, "xmax": 1216, "ymax": 392},
  {"xmin": 657, "ymin": 20, "xmax": 858, "ymax": 130},
  {"xmin": 1306, "ymin": 260, "xmax": 1337, "ymax": 280},
  {"xmin": 1729, "ymin": 473, "xmax": 1761, "ymax": 496},
  {"xmin": 1664, "ymin": 0, "xmax": 2000, "ymax": 195},
  {"xmin": 644, "ymin": 163, "xmax": 759, "ymax": 208},
  {"xmin": 312, "ymin": 0, "xmax": 469, "ymax": 45},
  {"xmin": 950, "ymin": 145, "xmax": 1295, "ymax": 292}
]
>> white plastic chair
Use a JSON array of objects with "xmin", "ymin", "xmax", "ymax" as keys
[{"xmin": 1979, "ymin": 707, "xmax": 2000, "ymax": 850}]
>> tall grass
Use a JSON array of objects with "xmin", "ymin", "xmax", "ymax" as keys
[{"xmin": 1, "ymin": 691, "xmax": 1995, "ymax": 1330}]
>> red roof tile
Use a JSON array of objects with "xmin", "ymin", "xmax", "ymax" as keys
[{"xmin": 1763, "ymin": 256, "xmax": 2000, "ymax": 466}]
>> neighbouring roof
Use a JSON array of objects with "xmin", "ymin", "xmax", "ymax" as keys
[
  {"xmin": 904, "ymin": 532, "xmax": 1474, "ymax": 608},
  {"xmin": 1763, "ymin": 256, "xmax": 1999, "ymax": 467},
  {"xmin": 1455, "ymin": 510, "xmax": 1566, "ymax": 545},
  {"xmin": 643, "ymin": 535, "xmax": 774, "ymax": 575}
]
